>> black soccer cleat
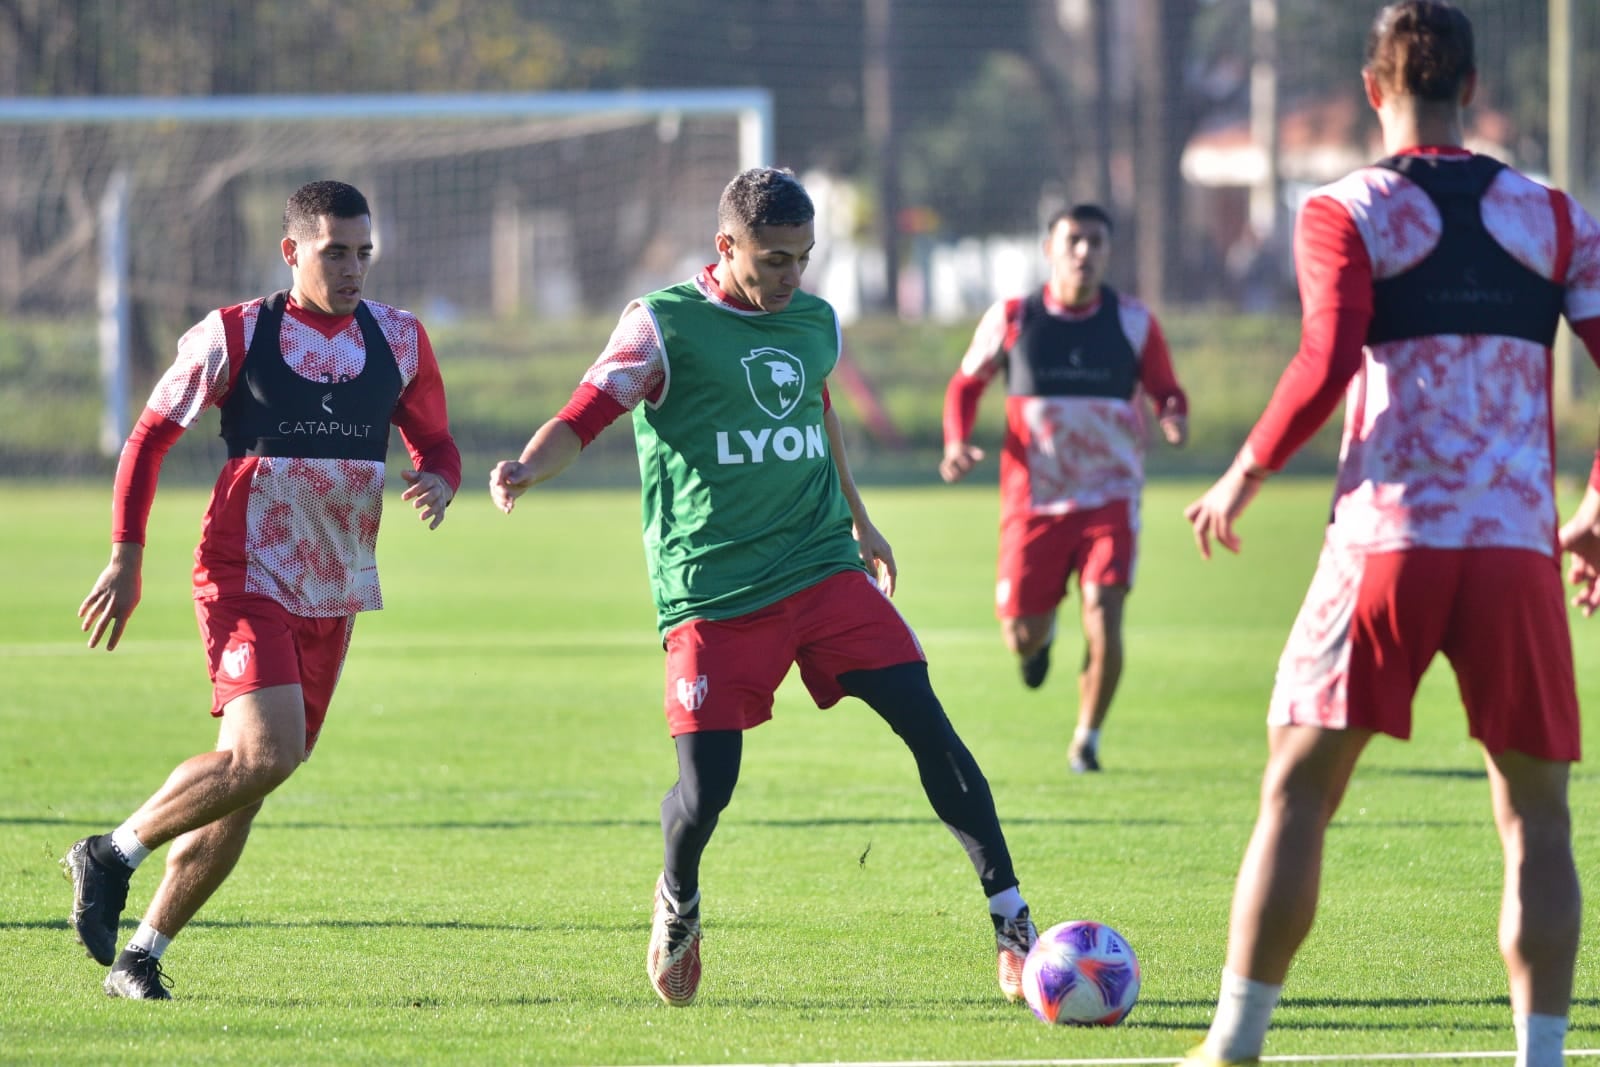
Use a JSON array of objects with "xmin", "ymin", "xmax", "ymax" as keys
[
  {"xmin": 1020, "ymin": 641, "xmax": 1052, "ymax": 689},
  {"xmin": 104, "ymin": 948, "xmax": 173, "ymax": 1001},
  {"xmin": 61, "ymin": 835, "xmax": 132, "ymax": 966}
]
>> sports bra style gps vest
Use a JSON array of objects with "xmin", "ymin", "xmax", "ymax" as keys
[
  {"xmin": 1367, "ymin": 155, "xmax": 1566, "ymax": 347},
  {"xmin": 1006, "ymin": 287, "xmax": 1139, "ymax": 400},
  {"xmin": 220, "ymin": 290, "xmax": 400, "ymax": 460}
]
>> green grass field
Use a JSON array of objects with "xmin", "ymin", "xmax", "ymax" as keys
[{"xmin": 4, "ymin": 476, "xmax": 1600, "ymax": 1066}]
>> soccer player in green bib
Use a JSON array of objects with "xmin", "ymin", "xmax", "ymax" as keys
[{"xmin": 491, "ymin": 167, "xmax": 1036, "ymax": 1007}]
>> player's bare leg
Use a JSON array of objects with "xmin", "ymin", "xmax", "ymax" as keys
[
  {"xmin": 142, "ymin": 801, "xmax": 264, "ymax": 939},
  {"xmin": 1192, "ymin": 725, "xmax": 1370, "ymax": 1063},
  {"xmin": 1003, "ymin": 610, "xmax": 1056, "ymax": 690},
  {"xmin": 1484, "ymin": 748, "xmax": 1578, "ymax": 1025},
  {"xmin": 1224, "ymin": 724, "xmax": 1370, "ymax": 982},
  {"xmin": 1070, "ymin": 583, "xmax": 1125, "ymax": 771},
  {"xmin": 88, "ymin": 687, "xmax": 306, "ymax": 999},
  {"xmin": 125, "ymin": 686, "xmax": 306, "ymax": 847}
]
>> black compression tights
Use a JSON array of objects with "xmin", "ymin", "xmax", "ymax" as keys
[
  {"xmin": 840, "ymin": 661, "xmax": 1019, "ymax": 897},
  {"xmin": 659, "ymin": 729, "xmax": 742, "ymax": 907},
  {"xmin": 659, "ymin": 662, "xmax": 1018, "ymax": 905}
]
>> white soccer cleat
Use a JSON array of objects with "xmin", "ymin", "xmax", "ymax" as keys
[
  {"xmin": 647, "ymin": 874, "xmax": 702, "ymax": 1006},
  {"xmin": 993, "ymin": 905, "xmax": 1037, "ymax": 1002}
]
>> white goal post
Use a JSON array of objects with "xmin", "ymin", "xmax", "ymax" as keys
[{"xmin": 0, "ymin": 89, "xmax": 774, "ymax": 452}]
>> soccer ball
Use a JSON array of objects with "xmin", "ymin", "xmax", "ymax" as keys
[{"xmin": 1021, "ymin": 920, "xmax": 1141, "ymax": 1026}]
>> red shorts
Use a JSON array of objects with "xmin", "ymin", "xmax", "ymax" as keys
[
  {"xmin": 661, "ymin": 569, "xmax": 926, "ymax": 736},
  {"xmin": 194, "ymin": 593, "xmax": 354, "ymax": 755},
  {"xmin": 1271, "ymin": 545, "xmax": 1580, "ymax": 760},
  {"xmin": 996, "ymin": 499, "xmax": 1136, "ymax": 618}
]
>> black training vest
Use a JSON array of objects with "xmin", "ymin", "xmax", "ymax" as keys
[
  {"xmin": 1367, "ymin": 155, "xmax": 1565, "ymax": 347},
  {"xmin": 1005, "ymin": 286, "xmax": 1139, "ymax": 400},
  {"xmin": 219, "ymin": 291, "xmax": 401, "ymax": 460}
]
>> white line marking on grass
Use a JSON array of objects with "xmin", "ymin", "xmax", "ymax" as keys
[{"xmin": 610, "ymin": 1052, "xmax": 1600, "ymax": 1067}]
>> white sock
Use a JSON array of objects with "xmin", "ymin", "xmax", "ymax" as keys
[
  {"xmin": 1205, "ymin": 968, "xmax": 1282, "ymax": 1062},
  {"xmin": 1515, "ymin": 1012, "xmax": 1568, "ymax": 1067},
  {"xmin": 129, "ymin": 921, "xmax": 173, "ymax": 960},
  {"xmin": 662, "ymin": 885, "xmax": 699, "ymax": 916},
  {"xmin": 110, "ymin": 823, "xmax": 150, "ymax": 870},
  {"xmin": 1073, "ymin": 726, "xmax": 1100, "ymax": 749},
  {"xmin": 987, "ymin": 887, "xmax": 1026, "ymax": 921}
]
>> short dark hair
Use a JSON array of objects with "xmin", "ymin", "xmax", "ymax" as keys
[
  {"xmin": 718, "ymin": 167, "xmax": 814, "ymax": 235},
  {"xmin": 283, "ymin": 180, "xmax": 371, "ymax": 239},
  {"xmin": 1365, "ymin": 0, "xmax": 1475, "ymax": 102},
  {"xmin": 1046, "ymin": 203, "xmax": 1114, "ymax": 237}
]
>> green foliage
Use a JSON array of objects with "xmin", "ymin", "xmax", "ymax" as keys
[
  {"xmin": 900, "ymin": 54, "xmax": 1056, "ymax": 235},
  {"xmin": 8, "ymin": 0, "xmax": 640, "ymax": 95},
  {"xmin": 5, "ymin": 479, "xmax": 1600, "ymax": 1064},
  {"xmin": 0, "ymin": 315, "xmax": 105, "ymax": 473}
]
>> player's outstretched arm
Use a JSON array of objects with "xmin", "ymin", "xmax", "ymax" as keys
[
  {"xmin": 940, "ymin": 365, "xmax": 991, "ymax": 483},
  {"xmin": 79, "ymin": 542, "xmax": 144, "ymax": 651},
  {"xmin": 1184, "ymin": 449, "xmax": 1269, "ymax": 560},
  {"xmin": 490, "ymin": 418, "xmax": 583, "ymax": 514}
]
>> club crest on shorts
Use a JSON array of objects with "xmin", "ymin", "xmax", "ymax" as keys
[
  {"xmin": 221, "ymin": 641, "xmax": 253, "ymax": 680},
  {"xmin": 742, "ymin": 348, "xmax": 805, "ymax": 420},
  {"xmin": 676, "ymin": 674, "xmax": 709, "ymax": 712}
]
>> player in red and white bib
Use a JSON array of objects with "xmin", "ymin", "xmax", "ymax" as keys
[
  {"xmin": 1182, "ymin": 5, "xmax": 1600, "ymax": 1065},
  {"xmin": 66, "ymin": 181, "xmax": 461, "ymax": 1001},
  {"xmin": 942, "ymin": 203, "xmax": 1188, "ymax": 774}
]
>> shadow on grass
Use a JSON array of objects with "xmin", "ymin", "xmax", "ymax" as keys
[
  {"xmin": 7, "ymin": 812, "xmax": 1484, "ymax": 833},
  {"xmin": 1152, "ymin": 993, "xmax": 1600, "ymax": 1034},
  {"xmin": 9, "ymin": 917, "xmax": 583, "ymax": 934},
  {"xmin": 1361, "ymin": 765, "xmax": 1488, "ymax": 780},
  {"xmin": 1145, "ymin": 995, "xmax": 1527, "ymax": 1034}
]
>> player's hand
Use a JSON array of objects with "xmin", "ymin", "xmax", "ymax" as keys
[
  {"xmin": 401, "ymin": 469, "xmax": 453, "ymax": 530},
  {"xmin": 1159, "ymin": 406, "xmax": 1188, "ymax": 447},
  {"xmin": 1184, "ymin": 462, "xmax": 1266, "ymax": 560},
  {"xmin": 1565, "ymin": 554, "xmax": 1600, "ymax": 617},
  {"xmin": 854, "ymin": 518, "xmax": 898, "ymax": 597},
  {"xmin": 78, "ymin": 544, "xmax": 144, "ymax": 651},
  {"xmin": 489, "ymin": 460, "xmax": 535, "ymax": 514},
  {"xmin": 1558, "ymin": 489, "xmax": 1600, "ymax": 616},
  {"xmin": 940, "ymin": 442, "xmax": 985, "ymax": 484}
]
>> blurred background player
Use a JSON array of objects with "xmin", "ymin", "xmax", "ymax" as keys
[
  {"xmin": 940, "ymin": 204, "xmax": 1187, "ymax": 774},
  {"xmin": 490, "ymin": 166, "xmax": 1036, "ymax": 1007},
  {"xmin": 66, "ymin": 180, "xmax": 461, "ymax": 1000},
  {"xmin": 1181, "ymin": 3, "xmax": 1600, "ymax": 1063}
]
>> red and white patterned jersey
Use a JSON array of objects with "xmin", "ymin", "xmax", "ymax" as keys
[
  {"xmin": 116, "ymin": 296, "xmax": 460, "ymax": 617},
  {"xmin": 1248, "ymin": 149, "xmax": 1600, "ymax": 556},
  {"xmin": 944, "ymin": 287, "xmax": 1187, "ymax": 519}
]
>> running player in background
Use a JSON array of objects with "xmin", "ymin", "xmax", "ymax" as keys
[
  {"xmin": 490, "ymin": 166, "xmax": 1037, "ymax": 1008},
  {"xmin": 940, "ymin": 204, "xmax": 1187, "ymax": 774},
  {"xmin": 67, "ymin": 180, "xmax": 461, "ymax": 1000},
  {"xmin": 1180, "ymin": 3, "xmax": 1600, "ymax": 1064}
]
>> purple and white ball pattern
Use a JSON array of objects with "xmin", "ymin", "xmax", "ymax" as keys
[{"xmin": 1021, "ymin": 920, "xmax": 1141, "ymax": 1026}]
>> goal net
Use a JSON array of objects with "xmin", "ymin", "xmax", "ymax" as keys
[{"xmin": 0, "ymin": 91, "xmax": 770, "ymax": 455}]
